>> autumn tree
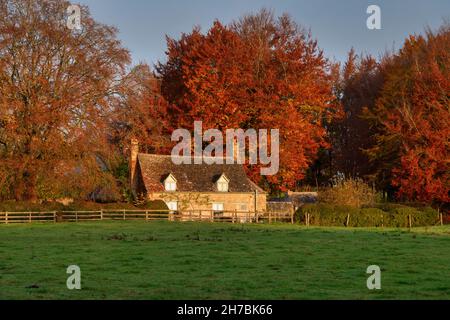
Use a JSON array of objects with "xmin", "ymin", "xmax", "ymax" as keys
[
  {"xmin": 330, "ymin": 50, "xmax": 383, "ymax": 183},
  {"xmin": 0, "ymin": 0, "xmax": 130, "ymax": 200},
  {"xmin": 109, "ymin": 63, "xmax": 170, "ymax": 156},
  {"xmin": 365, "ymin": 23, "xmax": 449, "ymax": 204},
  {"xmin": 106, "ymin": 64, "xmax": 173, "ymax": 201},
  {"xmin": 157, "ymin": 9, "xmax": 339, "ymax": 192}
]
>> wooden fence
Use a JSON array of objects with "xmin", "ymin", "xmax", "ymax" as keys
[{"xmin": 0, "ymin": 209, "xmax": 294, "ymax": 225}]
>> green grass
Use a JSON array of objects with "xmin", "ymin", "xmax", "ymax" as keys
[{"xmin": 1, "ymin": 221, "xmax": 449, "ymax": 300}]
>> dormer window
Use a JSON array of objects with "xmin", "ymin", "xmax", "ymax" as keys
[
  {"xmin": 216, "ymin": 174, "xmax": 229, "ymax": 192},
  {"xmin": 164, "ymin": 174, "xmax": 177, "ymax": 192},
  {"xmin": 218, "ymin": 181, "xmax": 228, "ymax": 192}
]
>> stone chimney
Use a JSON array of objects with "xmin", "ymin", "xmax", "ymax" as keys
[{"xmin": 130, "ymin": 138, "xmax": 139, "ymax": 187}]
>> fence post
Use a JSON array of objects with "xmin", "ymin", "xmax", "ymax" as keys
[
  {"xmin": 145, "ymin": 211, "xmax": 148, "ymax": 222},
  {"xmin": 100, "ymin": 209, "xmax": 104, "ymax": 221},
  {"xmin": 408, "ymin": 214, "xmax": 412, "ymax": 230},
  {"xmin": 123, "ymin": 209, "xmax": 126, "ymax": 220},
  {"xmin": 346, "ymin": 214, "xmax": 350, "ymax": 227},
  {"xmin": 256, "ymin": 211, "xmax": 259, "ymax": 224},
  {"xmin": 210, "ymin": 211, "xmax": 214, "ymax": 223},
  {"xmin": 440, "ymin": 212, "xmax": 443, "ymax": 226},
  {"xmin": 5, "ymin": 212, "xmax": 8, "ymax": 225},
  {"xmin": 232, "ymin": 210, "xmax": 236, "ymax": 224},
  {"xmin": 53, "ymin": 211, "xmax": 57, "ymax": 223},
  {"xmin": 29, "ymin": 212, "xmax": 32, "ymax": 223}
]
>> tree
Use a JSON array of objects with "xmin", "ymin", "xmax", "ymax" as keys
[
  {"xmin": 109, "ymin": 64, "xmax": 171, "ymax": 156},
  {"xmin": 365, "ymin": 23, "xmax": 450, "ymax": 204},
  {"xmin": 0, "ymin": 0, "xmax": 130, "ymax": 200},
  {"xmin": 330, "ymin": 50, "xmax": 383, "ymax": 185},
  {"xmin": 157, "ymin": 9, "xmax": 339, "ymax": 192}
]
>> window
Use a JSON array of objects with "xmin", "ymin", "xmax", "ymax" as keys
[
  {"xmin": 217, "ymin": 181, "xmax": 229, "ymax": 192},
  {"xmin": 165, "ymin": 181, "xmax": 176, "ymax": 191},
  {"xmin": 166, "ymin": 201, "xmax": 178, "ymax": 213},
  {"xmin": 164, "ymin": 174, "xmax": 177, "ymax": 192},
  {"xmin": 212, "ymin": 203, "xmax": 224, "ymax": 216},
  {"xmin": 216, "ymin": 174, "xmax": 229, "ymax": 192}
]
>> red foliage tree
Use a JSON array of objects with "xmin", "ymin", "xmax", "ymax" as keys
[
  {"xmin": 366, "ymin": 24, "xmax": 450, "ymax": 204},
  {"xmin": 157, "ymin": 10, "xmax": 339, "ymax": 191}
]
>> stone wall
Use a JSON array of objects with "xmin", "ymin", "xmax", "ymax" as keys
[{"xmin": 148, "ymin": 192, "xmax": 267, "ymax": 215}]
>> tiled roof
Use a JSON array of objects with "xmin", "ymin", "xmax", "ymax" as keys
[{"xmin": 137, "ymin": 154, "xmax": 265, "ymax": 193}]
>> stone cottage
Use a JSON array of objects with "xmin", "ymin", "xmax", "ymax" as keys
[{"xmin": 130, "ymin": 140, "xmax": 267, "ymax": 216}]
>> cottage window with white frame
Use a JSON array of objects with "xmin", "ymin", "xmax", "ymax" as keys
[
  {"xmin": 164, "ymin": 174, "xmax": 177, "ymax": 192},
  {"xmin": 212, "ymin": 203, "xmax": 224, "ymax": 214},
  {"xmin": 165, "ymin": 181, "xmax": 176, "ymax": 191}
]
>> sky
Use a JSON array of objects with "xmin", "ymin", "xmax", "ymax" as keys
[{"xmin": 78, "ymin": 0, "xmax": 450, "ymax": 67}]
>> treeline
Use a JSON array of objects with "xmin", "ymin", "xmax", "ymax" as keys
[
  {"xmin": 328, "ymin": 28, "xmax": 449, "ymax": 205},
  {"xmin": 0, "ymin": 0, "xmax": 448, "ymax": 207}
]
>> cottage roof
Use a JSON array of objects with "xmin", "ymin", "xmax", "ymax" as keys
[{"xmin": 137, "ymin": 154, "xmax": 265, "ymax": 193}]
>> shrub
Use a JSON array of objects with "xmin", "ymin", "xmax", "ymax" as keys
[
  {"xmin": 298, "ymin": 204, "xmax": 359, "ymax": 227},
  {"xmin": 373, "ymin": 203, "xmax": 408, "ymax": 212},
  {"xmin": 352, "ymin": 208, "xmax": 386, "ymax": 227},
  {"xmin": 298, "ymin": 203, "xmax": 439, "ymax": 228},
  {"xmin": 386, "ymin": 206, "xmax": 439, "ymax": 228},
  {"xmin": 319, "ymin": 178, "xmax": 375, "ymax": 208}
]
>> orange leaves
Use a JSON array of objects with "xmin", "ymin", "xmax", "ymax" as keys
[
  {"xmin": 369, "ymin": 23, "xmax": 450, "ymax": 204},
  {"xmin": 0, "ymin": 0, "xmax": 130, "ymax": 200},
  {"xmin": 157, "ymin": 10, "xmax": 338, "ymax": 191}
]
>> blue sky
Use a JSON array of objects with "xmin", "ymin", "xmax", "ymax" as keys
[{"xmin": 78, "ymin": 0, "xmax": 450, "ymax": 66}]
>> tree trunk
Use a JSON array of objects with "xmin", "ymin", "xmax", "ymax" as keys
[{"xmin": 16, "ymin": 170, "xmax": 38, "ymax": 202}]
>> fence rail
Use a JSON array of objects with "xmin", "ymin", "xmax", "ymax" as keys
[
  {"xmin": 1, "ymin": 210, "xmax": 444, "ymax": 227},
  {"xmin": 0, "ymin": 209, "xmax": 294, "ymax": 225}
]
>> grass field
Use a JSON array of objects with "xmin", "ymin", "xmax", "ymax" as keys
[{"xmin": 1, "ymin": 221, "xmax": 449, "ymax": 300}]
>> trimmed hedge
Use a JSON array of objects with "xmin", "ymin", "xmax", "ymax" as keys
[{"xmin": 297, "ymin": 204, "xmax": 440, "ymax": 228}]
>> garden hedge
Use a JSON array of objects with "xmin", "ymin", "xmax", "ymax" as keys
[{"xmin": 297, "ymin": 203, "xmax": 441, "ymax": 228}]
